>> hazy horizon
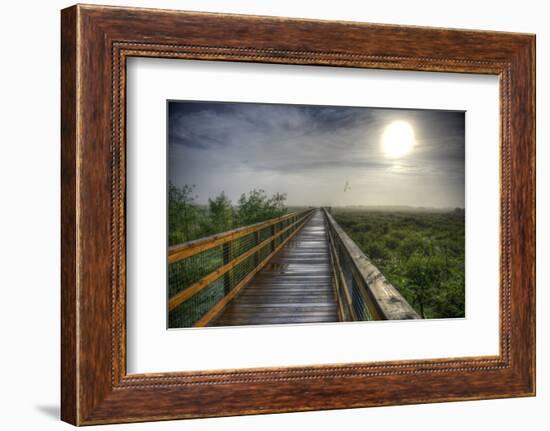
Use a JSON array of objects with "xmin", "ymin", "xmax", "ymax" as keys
[{"xmin": 168, "ymin": 101, "xmax": 465, "ymax": 209}]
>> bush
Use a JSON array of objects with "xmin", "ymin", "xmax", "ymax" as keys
[
  {"xmin": 169, "ymin": 184, "xmax": 289, "ymax": 245},
  {"xmin": 399, "ymin": 236, "xmax": 426, "ymax": 258},
  {"xmin": 333, "ymin": 209, "xmax": 465, "ymax": 319},
  {"xmin": 404, "ymin": 255, "xmax": 448, "ymax": 318},
  {"xmin": 384, "ymin": 236, "xmax": 400, "ymax": 250},
  {"xmin": 236, "ymin": 189, "xmax": 287, "ymax": 225},
  {"xmin": 365, "ymin": 241, "xmax": 387, "ymax": 260}
]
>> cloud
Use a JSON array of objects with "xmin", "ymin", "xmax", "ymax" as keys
[{"xmin": 168, "ymin": 101, "xmax": 465, "ymax": 208}]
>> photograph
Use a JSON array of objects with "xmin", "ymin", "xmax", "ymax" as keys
[{"xmin": 167, "ymin": 100, "xmax": 466, "ymax": 328}]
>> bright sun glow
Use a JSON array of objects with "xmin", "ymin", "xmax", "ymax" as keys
[{"xmin": 381, "ymin": 121, "xmax": 416, "ymax": 158}]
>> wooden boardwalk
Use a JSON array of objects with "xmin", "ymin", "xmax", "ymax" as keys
[{"xmin": 210, "ymin": 209, "xmax": 339, "ymax": 326}]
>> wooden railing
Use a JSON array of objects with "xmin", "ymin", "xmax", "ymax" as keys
[
  {"xmin": 168, "ymin": 209, "xmax": 316, "ymax": 328},
  {"xmin": 323, "ymin": 208, "xmax": 420, "ymax": 321}
]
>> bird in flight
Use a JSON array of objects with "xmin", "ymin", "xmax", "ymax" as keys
[{"xmin": 344, "ymin": 181, "xmax": 351, "ymax": 192}]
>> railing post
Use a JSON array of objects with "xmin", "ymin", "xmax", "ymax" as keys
[
  {"xmin": 254, "ymin": 231, "xmax": 260, "ymax": 267},
  {"xmin": 223, "ymin": 242, "xmax": 232, "ymax": 295},
  {"xmin": 271, "ymin": 224, "xmax": 276, "ymax": 253}
]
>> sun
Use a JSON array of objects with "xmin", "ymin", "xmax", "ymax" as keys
[{"xmin": 381, "ymin": 121, "xmax": 415, "ymax": 158}]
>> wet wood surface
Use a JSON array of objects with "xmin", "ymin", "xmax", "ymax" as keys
[{"xmin": 211, "ymin": 210, "xmax": 338, "ymax": 326}]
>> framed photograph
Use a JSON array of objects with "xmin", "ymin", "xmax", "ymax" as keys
[{"xmin": 61, "ymin": 4, "xmax": 535, "ymax": 425}]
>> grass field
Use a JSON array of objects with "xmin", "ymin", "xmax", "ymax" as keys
[{"xmin": 332, "ymin": 208, "xmax": 465, "ymax": 319}]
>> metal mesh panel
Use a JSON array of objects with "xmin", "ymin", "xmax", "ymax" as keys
[
  {"xmin": 168, "ymin": 245, "xmax": 223, "ymax": 298},
  {"xmin": 258, "ymin": 225, "xmax": 272, "ymax": 242},
  {"xmin": 229, "ymin": 232, "xmax": 257, "ymax": 260},
  {"xmin": 258, "ymin": 243, "xmax": 271, "ymax": 262},
  {"xmin": 169, "ymin": 279, "xmax": 225, "ymax": 328},
  {"xmin": 350, "ymin": 274, "xmax": 372, "ymax": 320},
  {"xmin": 228, "ymin": 254, "xmax": 256, "ymax": 288},
  {"xmin": 168, "ymin": 211, "xmax": 311, "ymax": 328},
  {"xmin": 329, "ymin": 220, "xmax": 373, "ymax": 321}
]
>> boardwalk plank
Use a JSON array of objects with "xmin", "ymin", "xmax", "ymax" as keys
[{"xmin": 209, "ymin": 209, "xmax": 339, "ymax": 326}]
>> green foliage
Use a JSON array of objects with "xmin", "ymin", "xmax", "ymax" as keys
[
  {"xmin": 207, "ymin": 191, "xmax": 234, "ymax": 234},
  {"xmin": 404, "ymin": 255, "xmax": 448, "ymax": 318},
  {"xmin": 168, "ymin": 184, "xmax": 288, "ymax": 246},
  {"xmin": 168, "ymin": 185, "xmax": 290, "ymax": 327},
  {"xmin": 399, "ymin": 235, "xmax": 428, "ymax": 259},
  {"xmin": 384, "ymin": 236, "xmax": 400, "ymax": 250},
  {"xmin": 333, "ymin": 209, "xmax": 465, "ymax": 319},
  {"xmin": 365, "ymin": 240, "xmax": 388, "ymax": 260},
  {"xmin": 168, "ymin": 182, "xmax": 206, "ymax": 245},
  {"xmin": 236, "ymin": 189, "xmax": 288, "ymax": 225}
]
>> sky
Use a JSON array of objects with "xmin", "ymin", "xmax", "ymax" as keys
[{"xmin": 168, "ymin": 101, "xmax": 465, "ymax": 208}]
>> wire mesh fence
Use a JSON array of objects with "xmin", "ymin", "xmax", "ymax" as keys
[
  {"xmin": 326, "ymin": 217, "xmax": 373, "ymax": 321},
  {"xmin": 168, "ymin": 209, "xmax": 314, "ymax": 328},
  {"xmin": 325, "ymin": 208, "xmax": 419, "ymax": 321}
]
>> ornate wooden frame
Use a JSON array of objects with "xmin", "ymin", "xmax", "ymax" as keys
[{"xmin": 61, "ymin": 4, "xmax": 536, "ymax": 425}]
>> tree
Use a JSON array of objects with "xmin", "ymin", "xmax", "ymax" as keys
[
  {"xmin": 434, "ymin": 277, "xmax": 465, "ymax": 318},
  {"xmin": 269, "ymin": 192, "xmax": 287, "ymax": 214},
  {"xmin": 404, "ymin": 255, "xmax": 447, "ymax": 318},
  {"xmin": 236, "ymin": 189, "xmax": 287, "ymax": 225},
  {"xmin": 168, "ymin": 182, "xmax": 204, "ymax": 245},
  {"xmin": 168, "ymin": 185, "xmax": 288, "ymax": 246},
  {"xmin": 208, "ymin": 191, "xmax": 233, "ymax": 234}
]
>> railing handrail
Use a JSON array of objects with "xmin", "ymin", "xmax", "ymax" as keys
[
  {"xmin": 323, "ymin": 208, "xmax": 420, "ymax": 320},
  {"xmin": 168, "ymin": 209, "xmax": 313, "ymax": 264},
  {"xmin": 168, "ymin": 210, "xmax": 314, "ymax": 311},
  {"xmin": 168, "ymin": 209, "xmax": 316, "ymax": 322},
  {"xmin": 193, "ymin": 211, "xmax": 315, "ymax": 326}
]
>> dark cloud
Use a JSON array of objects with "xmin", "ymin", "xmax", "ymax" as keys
[{"xmin": 168, "ymin": 100, "xmax": 465, "ymax": 208}]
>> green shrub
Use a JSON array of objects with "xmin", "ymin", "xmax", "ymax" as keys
[
  {"xmin": 399, "ymin": 236, "xmax": 426, "ymax": 258},
  {"xmin": 365, "ymin": 241, "xmax": 387, "ymax": 260},
  {"xmin": 384, "ymin": 236, "xmax": 400, "ymax": 250},
  {"xmin": 333, "ymin": 209, "xmax": 465, "ymax": 319}
]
